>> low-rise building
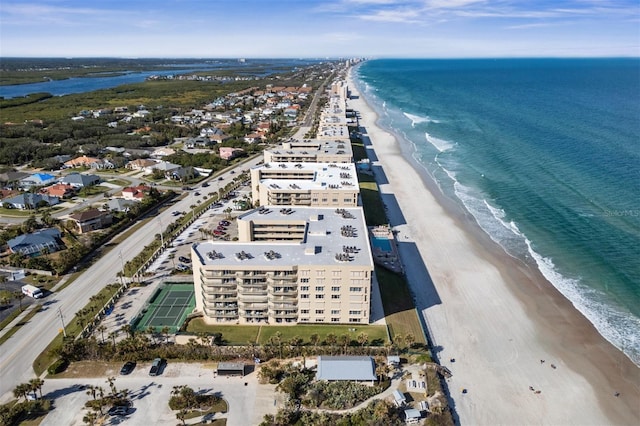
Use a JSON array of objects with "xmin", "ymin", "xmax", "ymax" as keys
[
  {"xmin": 263, "ymin": 138, "xmax": 353, "ymax": 164},
  {"xmin": 316, "ymin": 356, "xmax": 377, "ymax": 384}
]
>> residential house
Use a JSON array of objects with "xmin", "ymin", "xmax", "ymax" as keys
[
  {"xmin": 60, "ymin": 173, "xmax": 100, "ymax": 188},
  {"xmin": 243, "ymin": 133, "xmax": 264, "ymax": 144},
  {"xmin": 219, "ymin": 147, "xmax": 244, "ymax": 161},
  {"xmin": 0, "ymin": 171, "xmax": 30, "ymax": 189},
  {"xmin": 64, "ymin": 156, "xmax": 112, "ymax": 169},
  {"xmin": 126, "ymin": 158, "xmax": 157, "ymax": 171},
  {"xmin": 42, "ymin": 183, "xmax": 75, "ymax": 198},
  {"xmin": 151, "ymin": 147, "xmax": 176, "ymax": 158},
  {"xmin": 7, "ymin": 228, "xmax": 63, "ymax": 256},
  {"xmin": 68, "ymin": 208, "xmax": 113, "ymax": 234},
  {"xmin": 106, "ymin": 198, "xmax": 136, "ymax": 212},
  {"xmin": 3, "ymin": 193, "xmax": 60, "ymax": 210},
  {"xmin": 122, "ymin": 185, "xmax": 150, "ymax": 201},
  {"xmin": 19, "ymin": 173, "xmax": 57, "ymax": 189}
]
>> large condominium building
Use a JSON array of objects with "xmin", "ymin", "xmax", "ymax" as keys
[
  {"xmin": 191, "ymin": 206, "xmax": 373, "ymax": 325},
  {"xmin": 250, "ymin": 162, "xmax": 359, "ymax": 208},
  {"xmin": 263, "ymin": 138, "xmax": 353, "ymax": 164}
]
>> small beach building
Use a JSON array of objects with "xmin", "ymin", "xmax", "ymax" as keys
[
  {"xmin": 316, "ymin": 356, "xmax": 377, "ymax": 384},
  {"xmin": 216, "ymin": 362, "xmax": 246, "ymax": 377},
  {"xmin": 403, "ymin": 408, "xmax": 422, "ymax": 424},
  {"xmin": 393, "ymin": 390, "xmax": 407, "ymax": 407}
]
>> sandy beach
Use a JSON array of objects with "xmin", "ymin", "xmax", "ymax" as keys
[{"xmin": 346, "ymin": 68, "xmax": 640, "ymax": 425}]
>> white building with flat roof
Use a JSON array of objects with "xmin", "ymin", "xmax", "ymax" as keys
[
  {"xmin": 191, "ymin": 206, "xmax": 373, "ymax": 325},
  {"xmin": 250, "ymin": 162, "xmax": 359, "ymax": 208},
  {"xmin": 263, "ymin": 138, "xmax": 353, "ymax": 164}
]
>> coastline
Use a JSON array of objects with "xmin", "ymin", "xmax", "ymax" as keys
[{"xmin": 347, "ymin": 66, "xmax": 640, "ymax": 425}]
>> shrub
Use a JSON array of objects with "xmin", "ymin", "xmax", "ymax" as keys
[{"xmin": 47, "ymin": 358, "xmax": 69, "ymax": 375}]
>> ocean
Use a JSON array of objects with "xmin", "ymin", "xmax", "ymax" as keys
[{"xmin": 354, "ymin": 58, "xmax": 640, "ymax": 365}]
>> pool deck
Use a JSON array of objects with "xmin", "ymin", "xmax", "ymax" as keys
[{"xmin": 368, "ymin": 225, "xmax": 403, "ymax": 274}]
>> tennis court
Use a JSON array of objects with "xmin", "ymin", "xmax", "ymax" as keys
[{"xmin": 133, "ymin": 283, "xmax": 195, "ymax": 333}]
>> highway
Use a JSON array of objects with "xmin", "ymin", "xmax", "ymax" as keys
[{"xmin": 0, "ymin": 159, "xmax": 261, "ymax": 403}]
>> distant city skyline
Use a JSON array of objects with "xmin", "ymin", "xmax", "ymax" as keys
[{"xmin": 1, "ymin": 0, "xmax": 638, "ymax": 58}]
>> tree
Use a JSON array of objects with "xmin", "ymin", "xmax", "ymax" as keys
[
  {"xmin": 161, "ymin": 326, "xmax": 170, "ymax": 344},
  {"xmin": 13, "ymin": 291, "xmax": 26, "ymax": 312},
  {"xmin": 97, "ymin": 325, "xmax": 107, "ymax": 344},
  {"xmin": 13, "ymin": 383, "xmax": 29, "ymax": 401},
  {"xmin": 29, "ymin": 378, "xmax": 45, "ymax": 399},
  {"xmin": 338, "ymin": 334, "xmax": 350, "ymax": 354},
  {"xmin": 357, "ymin": 332, "xmax": 369, "ymax": 347},
  {"xmin": 325, "ymin": 333, "xmax": 337, "ymax": 354},
  {"xmin": 309, "ymin": 333, "xmax": 320, "ymax": 351},
  {"xmin": 404, "ymin": 333, "xmax": 415, "ymax": 349},
  {"xmin": 82, "ymin": 411, "xmax": 97, "ymax": 425}
]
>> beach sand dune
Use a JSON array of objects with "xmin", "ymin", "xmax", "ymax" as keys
[{"xmin": 347, "ymin": 68, "xmax": 640, "ymax": 425}]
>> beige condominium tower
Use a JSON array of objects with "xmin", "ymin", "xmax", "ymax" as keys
[{"xmin": 191, "ymin": 206, "xmax": 373, "ymax": 325}]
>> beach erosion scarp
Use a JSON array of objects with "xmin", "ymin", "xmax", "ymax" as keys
[{"xmin": 346, "ymin": 67, "xmax": 640, "ymax": 425}]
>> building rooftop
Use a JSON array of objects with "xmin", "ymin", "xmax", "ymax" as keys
[
  {"xmin": 253, "ymin": 162, "xmax": 358, "ymax": 192},
  {"xmin": 316, "ymin": 356, "xmax": 377, "ymax": 382},
  {"xmin": 192, "ymin": 206, "xmax": 373, "ymax": 268}
]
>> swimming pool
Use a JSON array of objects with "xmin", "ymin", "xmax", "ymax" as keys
[{"xmin": 371, "ymin": 236, "xmax": 392, "ymax": 252}]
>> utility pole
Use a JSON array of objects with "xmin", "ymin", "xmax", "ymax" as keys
[
  {"xmin": 57, "ymin": 307, "xmax": 67, "ymax": 338},
  {"xmin": 158, "ymin": 217, "xmax": 164, "ymax": 247},
  {"xmin": 118, "ymin": 251, "xmax": 126, "ymax": 286}
]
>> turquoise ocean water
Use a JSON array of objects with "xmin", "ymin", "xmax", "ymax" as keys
[{"xmin": 354, "ymin": 58, "xmax": 640, "ymax": 364}]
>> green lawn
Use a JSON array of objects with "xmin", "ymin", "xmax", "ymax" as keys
[
  {"xmin": 185, "ymin": 320, "xmax": 389, "ymax": 346},
  {"xmin": 376, "ymin": 267, "xmax": 426, "ymax": 344},
  {"xmin": 357, "ymin": 172, "xmax": 387, "ymax": 226}
]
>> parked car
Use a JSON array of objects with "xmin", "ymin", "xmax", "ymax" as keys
[
  {"xmin": 120, "ymin": 361, "xmax": 136, "ymax": 375},
  {"xmin": 108, "ymin": 406, "xmax": 129, "ymax": 416},
  {"xmin": 178, "ymin": 256, "xmax": 191, "ymax": 263},
  {"xmin": 202, "ymin": 182, "xmax": 209, "ymax": 187},
  {"xmin": 176, "ymin": 264, "xmax": 189, "ymax": 272},
  {"xmin": 194, "ymin": 191, "xmax": 201, "ymax": 196},
  {"xmin": 172, "ymin": 211, "xmax": 181, "ymax": 216},
  {"xmin": 219, "ymin": 220, "xmax": 230, "ymax": 226},
  {"xmin": 149, "ymin": 358, "xmax": 165, "ymax": 376}
]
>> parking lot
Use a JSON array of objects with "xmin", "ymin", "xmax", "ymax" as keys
[{"xmin": 40, "ymin": 362, "xmax": 282, "ymax": 426}]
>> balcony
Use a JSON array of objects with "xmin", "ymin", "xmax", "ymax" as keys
[
  {"xmin": 238, "ymin": 292, "xmax": 268, "ymax": 303},
  {"xmin": 202, "ymin": 293, "xmax": 237, "ymax": 303},
  {"xmin": 268, "ymin": 301, "xmax": 298, "ymax": 310},
  {"xmin": 270, "ymin": 311, "xmax": 298, "ymax": 319},
  {"xmin": 239, "ymin": 301, "xmax": 268, "ymax": 310},
  {"xmin": 240, "ymin": 310, "xmax": 269, "ymax": 319},
  {"xmin": 268, "ymin": 288, "xmax": 298, "ymax": 297},
  {"xmin": 203, "ymin": 308, "xmax": 238, "ymax": 318}
]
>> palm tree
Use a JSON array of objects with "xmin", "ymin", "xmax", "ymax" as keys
[
  {"xmin": 108, "ymin": 330, "xmax": 118, "ymax": 348},
  {"xmin": 404, "ymin": 333, "xmax": 415, "ymax": 349},
  {"xmin": 309, "ymin": 333, "xmax": 320, "ymax": 351},
  {"xmin": 97, "ymin": 325, "xmax": 107, "ymax": 344},
  {"xmin": 357, "ymin": 332, "xmax": 369, "ymax": 347},
  {"xmin": 13, "ymin": 383, "xmax": 29, "ymax": 401},
  {"xmin": 339, "ymin": 334, "xmax": 350, "ymax": 354},
  {"xmin": 146, "ymin": 326, "xmax": 157, "ymax": 344},
  {"xmin": 325, "ymin": 333, "xmax": 337, "ymax": 355},
  {"xmin": 29, "ymin": 378, "xmax": 45, "ymax": 399},
  {"xmin": 13, "ymin": 291, "xmax": 25, "ymax": 312}
]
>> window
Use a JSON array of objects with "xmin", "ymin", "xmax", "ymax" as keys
[
  {"xmin": 332, "ymin": 198, "xmax": 338, "ymax": 202},
  {"xmin": 332, "ymin": 270, "xmax": 341, "ymax": 277},
  {"xmin": 331, "ymin": 286, "xmax": 340, "ymax": 292},
  {"xmin": 349, "ymin": 310, "xmax": 361, "ymax": 315},
  {"xmin": 315, "ymin": 318, "xmax": 325, "ymax": 322},
  {"xmin": 315, "ymin": 286, "xmax": 324, "ymax": 292},
  {"xmin": 349, "ymin": 287, "xmax": 362, "ymax": 292},
  {"xmin": 315, "ymin": 309, "xmax": 324, "ymax": 314},
  {"xmin": 315, "ymin": 294, "xmax": 324, "ymax": 299},
  {"xmin": 300, "ymin": 278, "xmax": 309, "ymax": 283},
  {"xmin": 331, "ymin": 318, "xmax": 340, "ymax": 322},
  {"xmin": 349, "ymin": 318, "xmax": 360, "ymax": 323},
  {"xmin": 301, "ymin": 294, "xmax": 309, "ymax": 299},
  {"xmin": 300, "ymin": 270, "xmax": 310, "ymax": 277},
  {"xmin": 331, "ymin": 294, "xmax": 340, "ymax": 299},
  {"xmin": 300, "ymin": 309, "xmax": 309, "ymax": 314},
  {"xmin": 316, "ymin": 270, "xmax": 325, "ymax": 277},
  {"xmin": 300, "ymin": 318, "xmax": 309, "ymax": 322},
  {"xmin": 331, "ymin": 310, "xmax": 340, "ymax": 315},
  {"xmin": 300, "ymin": 286, "xmax": 309, "ymax": 291}
]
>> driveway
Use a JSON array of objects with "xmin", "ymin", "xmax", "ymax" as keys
[{"xmin": 40, "ymin": 362, "xmax": 281, "ymax": 426}]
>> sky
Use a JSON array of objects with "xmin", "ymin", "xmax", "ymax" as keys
[{"xmin": 1, "ymin": 0, "xmax": 638, "ymax": 58}]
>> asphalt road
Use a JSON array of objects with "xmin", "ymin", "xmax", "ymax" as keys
[{"xmin": 0, "ymin": 158, "xmax": 262, "ymax": 403}]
